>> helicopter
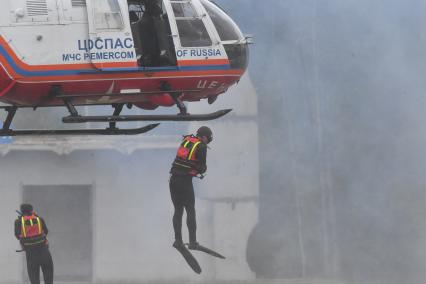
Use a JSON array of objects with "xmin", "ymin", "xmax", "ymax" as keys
[{"xmin": 0, "ymin": 0, "xmax": 249, "ymax": 136}]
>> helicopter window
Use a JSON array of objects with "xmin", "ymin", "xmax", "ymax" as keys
[
  {"xmin": 171, "ymin": 2, "xmax": 196, "ymax": 18},
  {"xmin": 176, "ymin": 19, "xmax": 212, "ymax": 47},
  {"xmin": 200, "ymin": 0, "xmax": 243, "ymax": 42},
  {"xmin": 171, "ymin": 1, "xmax": 212, "ymax": 47},
  {"xmin": 93, "ymin": 0, "xmax": 124, "ymax": 30}
]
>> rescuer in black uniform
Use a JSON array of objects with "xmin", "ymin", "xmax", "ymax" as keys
[
  {"xmin": 15, "ymin": 204, "xmax": 53, "ymax": 284},
  {"xmin": 170, "ymin": 126, "xmax": 213, "ymax": 249}
]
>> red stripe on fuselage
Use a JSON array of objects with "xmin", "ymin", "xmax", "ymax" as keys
[
  {"xmin": 178, "ymin": 59, "xmax": 230, "ymax": 66},
  {"xmin": 15, "ymin": 69, "xmax": 244, "ymax": 83}
]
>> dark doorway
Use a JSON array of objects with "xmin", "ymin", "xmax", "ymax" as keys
[{"xmin": 22, "ymin": 185, "xmax": 93, "ymax": 282}]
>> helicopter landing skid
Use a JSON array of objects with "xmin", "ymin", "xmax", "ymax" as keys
[
  {"xmin": 0, "ymin": 123, "xmax": 160, "ymax": 137},
  {"xmin": 0, "ymin": 105, "xmax": 159, "ymax": 136},
  {"xmin": 0, "ymin": 123, "xmax": 159, "ymax": 136},
  {"xmin": 62, "ymin": 109, "xmax": 233, "ymax": 123}
]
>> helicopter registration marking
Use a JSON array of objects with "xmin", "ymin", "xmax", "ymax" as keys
[{"xmin": 197, "ymin": 80, "xmax": 227, "ymax": 90}]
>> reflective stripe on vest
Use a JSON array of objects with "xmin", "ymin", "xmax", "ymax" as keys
[
  {"xmin": 188, "ymin": 141, "xmax": 201, "ymax": 160},
  {"xmin": 174, "ymin": 162, "xmax": 192, "ymax": 168},
  {"xmin": 21, "ymin": 217, "xmax": 25, "ymax": 237},
  {"xmin": 183, "ymin": 140, "xmax": 190, "ymax": 148}
]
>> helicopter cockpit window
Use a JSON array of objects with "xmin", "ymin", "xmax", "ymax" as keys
[
  {"xmin": 171, "ymin": 1, "xmax": 212, "ymax": 47},
  {"xmin": 200, "ymin": 0, "xmax": 243, "ymax": 42},
  {"xmin": 176, "ymin": 19, "xmax": 211, "ymax": 47},
  {"xmin": 93, "ymin": 0, "xmax": 124, "ymax": 30}
]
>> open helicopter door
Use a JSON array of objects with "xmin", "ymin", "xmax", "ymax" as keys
[
  {"xmin": 85, "ymin": 0, "xmax": 138, "ymax": 70},
  {"xmin": 126, "ymin": 0, "xmax": 177, "ymax": 67}
]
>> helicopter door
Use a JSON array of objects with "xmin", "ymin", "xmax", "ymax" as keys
[
  {"xmin": 163, "ymin": 0, "xmax": 225, "ymax": 63},
  {"xmin": 85, "ymin": 0, "xmax": 137, "ymax": 70}
]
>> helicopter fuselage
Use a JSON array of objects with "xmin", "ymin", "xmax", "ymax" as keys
[{"xmin": 0, "ymin": 0, "xmax": 249, "ymax": 110}]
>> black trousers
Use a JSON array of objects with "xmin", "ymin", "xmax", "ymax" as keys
[
  {"xmin": 169, "ymin": 174, "xmax": 197, "ymax": 244},
  {"xmin": 25, "ymin": 246, "xmax": 53, "ymax": 284}
]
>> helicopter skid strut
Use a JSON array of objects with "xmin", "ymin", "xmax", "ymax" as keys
[
  {"xmin": 0, "ymin": 87, "xmax": 232, "ymax": 136},
  {"xmin": 0, "ymin": 103, "xmax": 231, "ymax": 136}
]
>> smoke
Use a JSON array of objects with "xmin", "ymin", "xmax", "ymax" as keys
[{"xmin": 216, "ymin": 0, "xmax": 426, "ymax": 283}]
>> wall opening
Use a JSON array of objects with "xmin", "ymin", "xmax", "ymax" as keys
[{"xmin": 22, "ymin": 184, "xmax": 93, "ymax": 282}]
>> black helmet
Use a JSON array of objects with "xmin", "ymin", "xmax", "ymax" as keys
[
  {"xmin": 196, "ymin": 126, "xmax": 213, "ymax": 142},
  {"xmin": 20, "ymin": 203, "xmax": 33, "ymax": 215}
]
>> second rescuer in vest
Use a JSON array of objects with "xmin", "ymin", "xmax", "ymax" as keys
[
  {"xmin": 14, "ymin": 203, "xmax": 53, "ymax": 284},
  {"xmin": 169, "ymin": 126, "xmax": 213, "ymax": 249}
]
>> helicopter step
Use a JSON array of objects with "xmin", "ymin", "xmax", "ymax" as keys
[{"xmin": 62, "ymin": 109, "xmax": 232, "ymax": 123}]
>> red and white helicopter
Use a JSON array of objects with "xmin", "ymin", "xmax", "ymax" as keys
[{"xmin": 0, "ymin": 0, "xmax": 249, "ymax": 135}]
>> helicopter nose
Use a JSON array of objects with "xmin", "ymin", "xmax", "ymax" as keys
[{"xmin": 224, "ymin": 43, "xmax": 249, "ymax": 71}]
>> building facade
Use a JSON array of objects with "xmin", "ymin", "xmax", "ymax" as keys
[{"xmin": 0, "ymin": 75, "xmax": 258, "ymax": 283}]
